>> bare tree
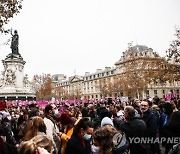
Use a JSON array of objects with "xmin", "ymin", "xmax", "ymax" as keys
[
  {"xmin": 0, "ymin": 0, "xmax": 23, "ymax": 33},
  {"xmin": 32, "ymin": 74, "xmax": 53, "ymax": 101},
  {"xmin": 166, "ymin": 26, "xmax": 180, "ymax": 63}
]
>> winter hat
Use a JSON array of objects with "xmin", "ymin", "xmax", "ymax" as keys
[
  {"xmin": 101, "ymin": 117, "xmax": 114, "ymax": 127},
  {"xmin": 60, "ymin": 113, "xmax": 72, "ymax": 125}
]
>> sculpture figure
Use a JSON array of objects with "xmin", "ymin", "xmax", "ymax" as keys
[
  {"xmin": 5, "ymin": 69, "xmax": 16, "ymax": 86},
  {"xmin": 11, "ymin": 30, "xmax": 20, "ymax": 55}
]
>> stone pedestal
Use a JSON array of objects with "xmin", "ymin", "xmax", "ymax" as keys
[{"xmin": 0, "ymin": 53, "xmax": 36, "ymax": 101}]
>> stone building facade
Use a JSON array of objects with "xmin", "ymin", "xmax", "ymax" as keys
[{"xmin": 53, "ymin": 45, "xmax": 180, "ymax": 100}]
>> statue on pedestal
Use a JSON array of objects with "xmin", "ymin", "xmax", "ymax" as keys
[
  {"xmin": 11, "ymin": 30, "xmax": 20, "ymax": 55},
  {"xmin": 6, "ymin": 29, "xmax": 22, "ymax": 59}
]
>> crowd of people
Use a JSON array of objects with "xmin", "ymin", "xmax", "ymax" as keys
[{"xmin": 0, "ymin": 97, "xmax": 180, "ymax": 154}]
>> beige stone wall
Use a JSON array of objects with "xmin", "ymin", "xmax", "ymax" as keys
[{"xmin": 54, "ymin": 45, "xmax": 179, "ymax": 100}]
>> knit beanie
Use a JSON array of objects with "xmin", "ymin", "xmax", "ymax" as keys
[{"xmin": 101, "ymin": 117, "xmax": 114, "ymax": 127}]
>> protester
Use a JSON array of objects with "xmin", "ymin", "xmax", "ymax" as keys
[
  {"xmin": 92, "ymin": 126, "xmax": 129, "ymax": 154},
  {"xmin": 0, "ymin": 97, "xmax": 179, "ymax": 154},
  {"xmin": 44, "ymin": 104, "xmax": 61, "ymax": 154},
  {"xmin": 19, "ymin": 135, "xmax": 53, "ymax": 154},
  {"xmin": 162, "ymin": 111, "xmax": 180, "ymax": 154},
  {"xmin": 65, "ymin": 118, "xmax": 94, "ymax": 154},
  {"xmin": 17, "ymin": 109, "xmax": 29, "ymax": 141},
  {"xmin": 140, "ymin": 101, "xmax": 159, "ymax": 154},
  {"xmin": 119, "ymin": 106, "xmax": 148, "ymax": 154},
  {"xmin": 23, "ymin": 116, "xmax": 46, "ymax": 141},
  {"xmin": 101, "ymin": 117, "xmax": 114, "ymax": 128},
  {"xmin": 0, "ymin": 111, "xmax": 18, "ymax": 146},
  {"xmin": 60, "ymin": 112, "xmax": 79, "ymax": 154}
]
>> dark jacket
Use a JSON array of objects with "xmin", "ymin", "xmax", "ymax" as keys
[
  {"xmin": 120, "ymin": 117, "xmax": 147, "ymax": 138},
  {"xmin": 142, "ymin": 109, "xmax": 158, "ymax": 138},
  {"xmin": 163, "ymin": 122, "xmax": 180, "ymax": 154},
  {"xmin": 119, "ymin": 117, "xmax": 148, "ymax": 154},
  {"xmin": 1, "ymin": 121, "xmax": 17, "ymax": 145},
  {"xmin": 142, "ymin": 109, "xmax": 159, "ymax": 154},
  {"xmin": 65, "ymin": 134, "xmax": 91, "ymax": 154}
]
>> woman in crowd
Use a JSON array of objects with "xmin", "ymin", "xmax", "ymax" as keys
[
  {"xmin": 17, "ymin": 109, "xmax": 29, "ymax": 141},
  {"xmin": 19, "ymin": 135, "xmax": 52, "ymax": 154},
  {"xmin": 60, "ymin": 113, "xmax": 75, "ymax": 154},
  {"xmin": 65, "ymin": 118, "xmax": 94, "ymax": 154},
  {"xmin": 23, "ymin": 116, "xmax": 46, "ymax": 141},
  {"xmin": 92, "ymin": 126, "xmax": 129, "ymax": 154},
  {"xmin": 163, "ymin": 111, "xmax": 180, "ymax": 154}
]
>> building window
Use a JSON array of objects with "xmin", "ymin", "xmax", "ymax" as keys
[
  {"xmin": 177, "ymin": 89, "xmax": 179, "ymax": 98},
  {"xmin": 102, "ymin": 73, "xmax": 104, "ymax": 77},
  {"xmin": 177, "ymin": 89, "xmax": 179, "ymax": 94},
  {"xmin": 86, "ymin": 77, "xmax": 88, "ymax": 80},
  {"xmin": 89, "ymin": 76, "xmax": 92, "ymax": 79},
  {"xmin": 146, "ymin": 90, "xmax": 149, "ymax": 97},
  {"xmin": 97, "ymin": 74, "xmax": 100, "ymax": 77},
  {"xmin": 94, "ymin": 75, "xmax": 96, "ymax": 78},
  {"xmin": 162, "ymin": 90, "xmax": 165, "ymax": 94},
  {"xmin": 106, "ymin": 72, "xmax": 109, "ymax": 75},
  {"xmin": 111, "ymin": 71, "xmax": 114, "ymax": 74},
  {"xmin": 96, "ymin": 95, "xmax": 98, "ymax": 98},
  {"xmin": 92, "ymin": 95, "xmax": 94, "ymax": 98},
  {"xmin": 154, "ymin": 90, "xmax": 157, "ymax": 96}
]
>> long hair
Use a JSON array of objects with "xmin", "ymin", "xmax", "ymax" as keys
[
  {"xmin": 163, "ymin": 102, "xmax": 173, "ymax": 115},
  {"xmin": 168, "ymin": 111, "xmax": 180, "ymax": 129},
  {"xmin": 73, "ymin": 118, "xmax": 93, "ymax": 135},
  {"xmin": 19, "ymin": 135, "xmax": 53, "ymax": 154},
  {"xmin": 24, "ymin": 116, "xmax": 46, "ymax": 141}
]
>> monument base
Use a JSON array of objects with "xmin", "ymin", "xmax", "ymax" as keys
[
  {"xmin": 0, "ymin": 93, "xmax": 36, "ymax": 101},
  {"xmin": 0, "ymin": 53, "xmax": 36, "ymax": 101}
]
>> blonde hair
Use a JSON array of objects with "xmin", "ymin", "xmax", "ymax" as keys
[{"xmin": 19, "ymin": 135, "xmax": 52, "ymax": 154}]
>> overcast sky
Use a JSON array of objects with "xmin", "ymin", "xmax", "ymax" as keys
[{"xmin": 0, "ymin": 0, "xmax": 180, "ymax": 80}]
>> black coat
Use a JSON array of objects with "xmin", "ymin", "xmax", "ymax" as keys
[
  {"xmin": 65, "ymin": 134, "xmax": 91, "ymax": 154},
  {"xmin": 119, "ymin": 117, "xmax": 147, "ymax": 138},
  {"xmin": 142, "ymin": 109, "xmax": 159, "ymax": 154},
  {"xmin": 119, "ymin": 117, "xmax": 148, "ymax": 154},
  {"xmin": 142, "ymin": 109, "xmax": 158, "ymax": 138},
  {"xmin": 163, "ymin": 122, "xmax": 180, "ymax": 154}
]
